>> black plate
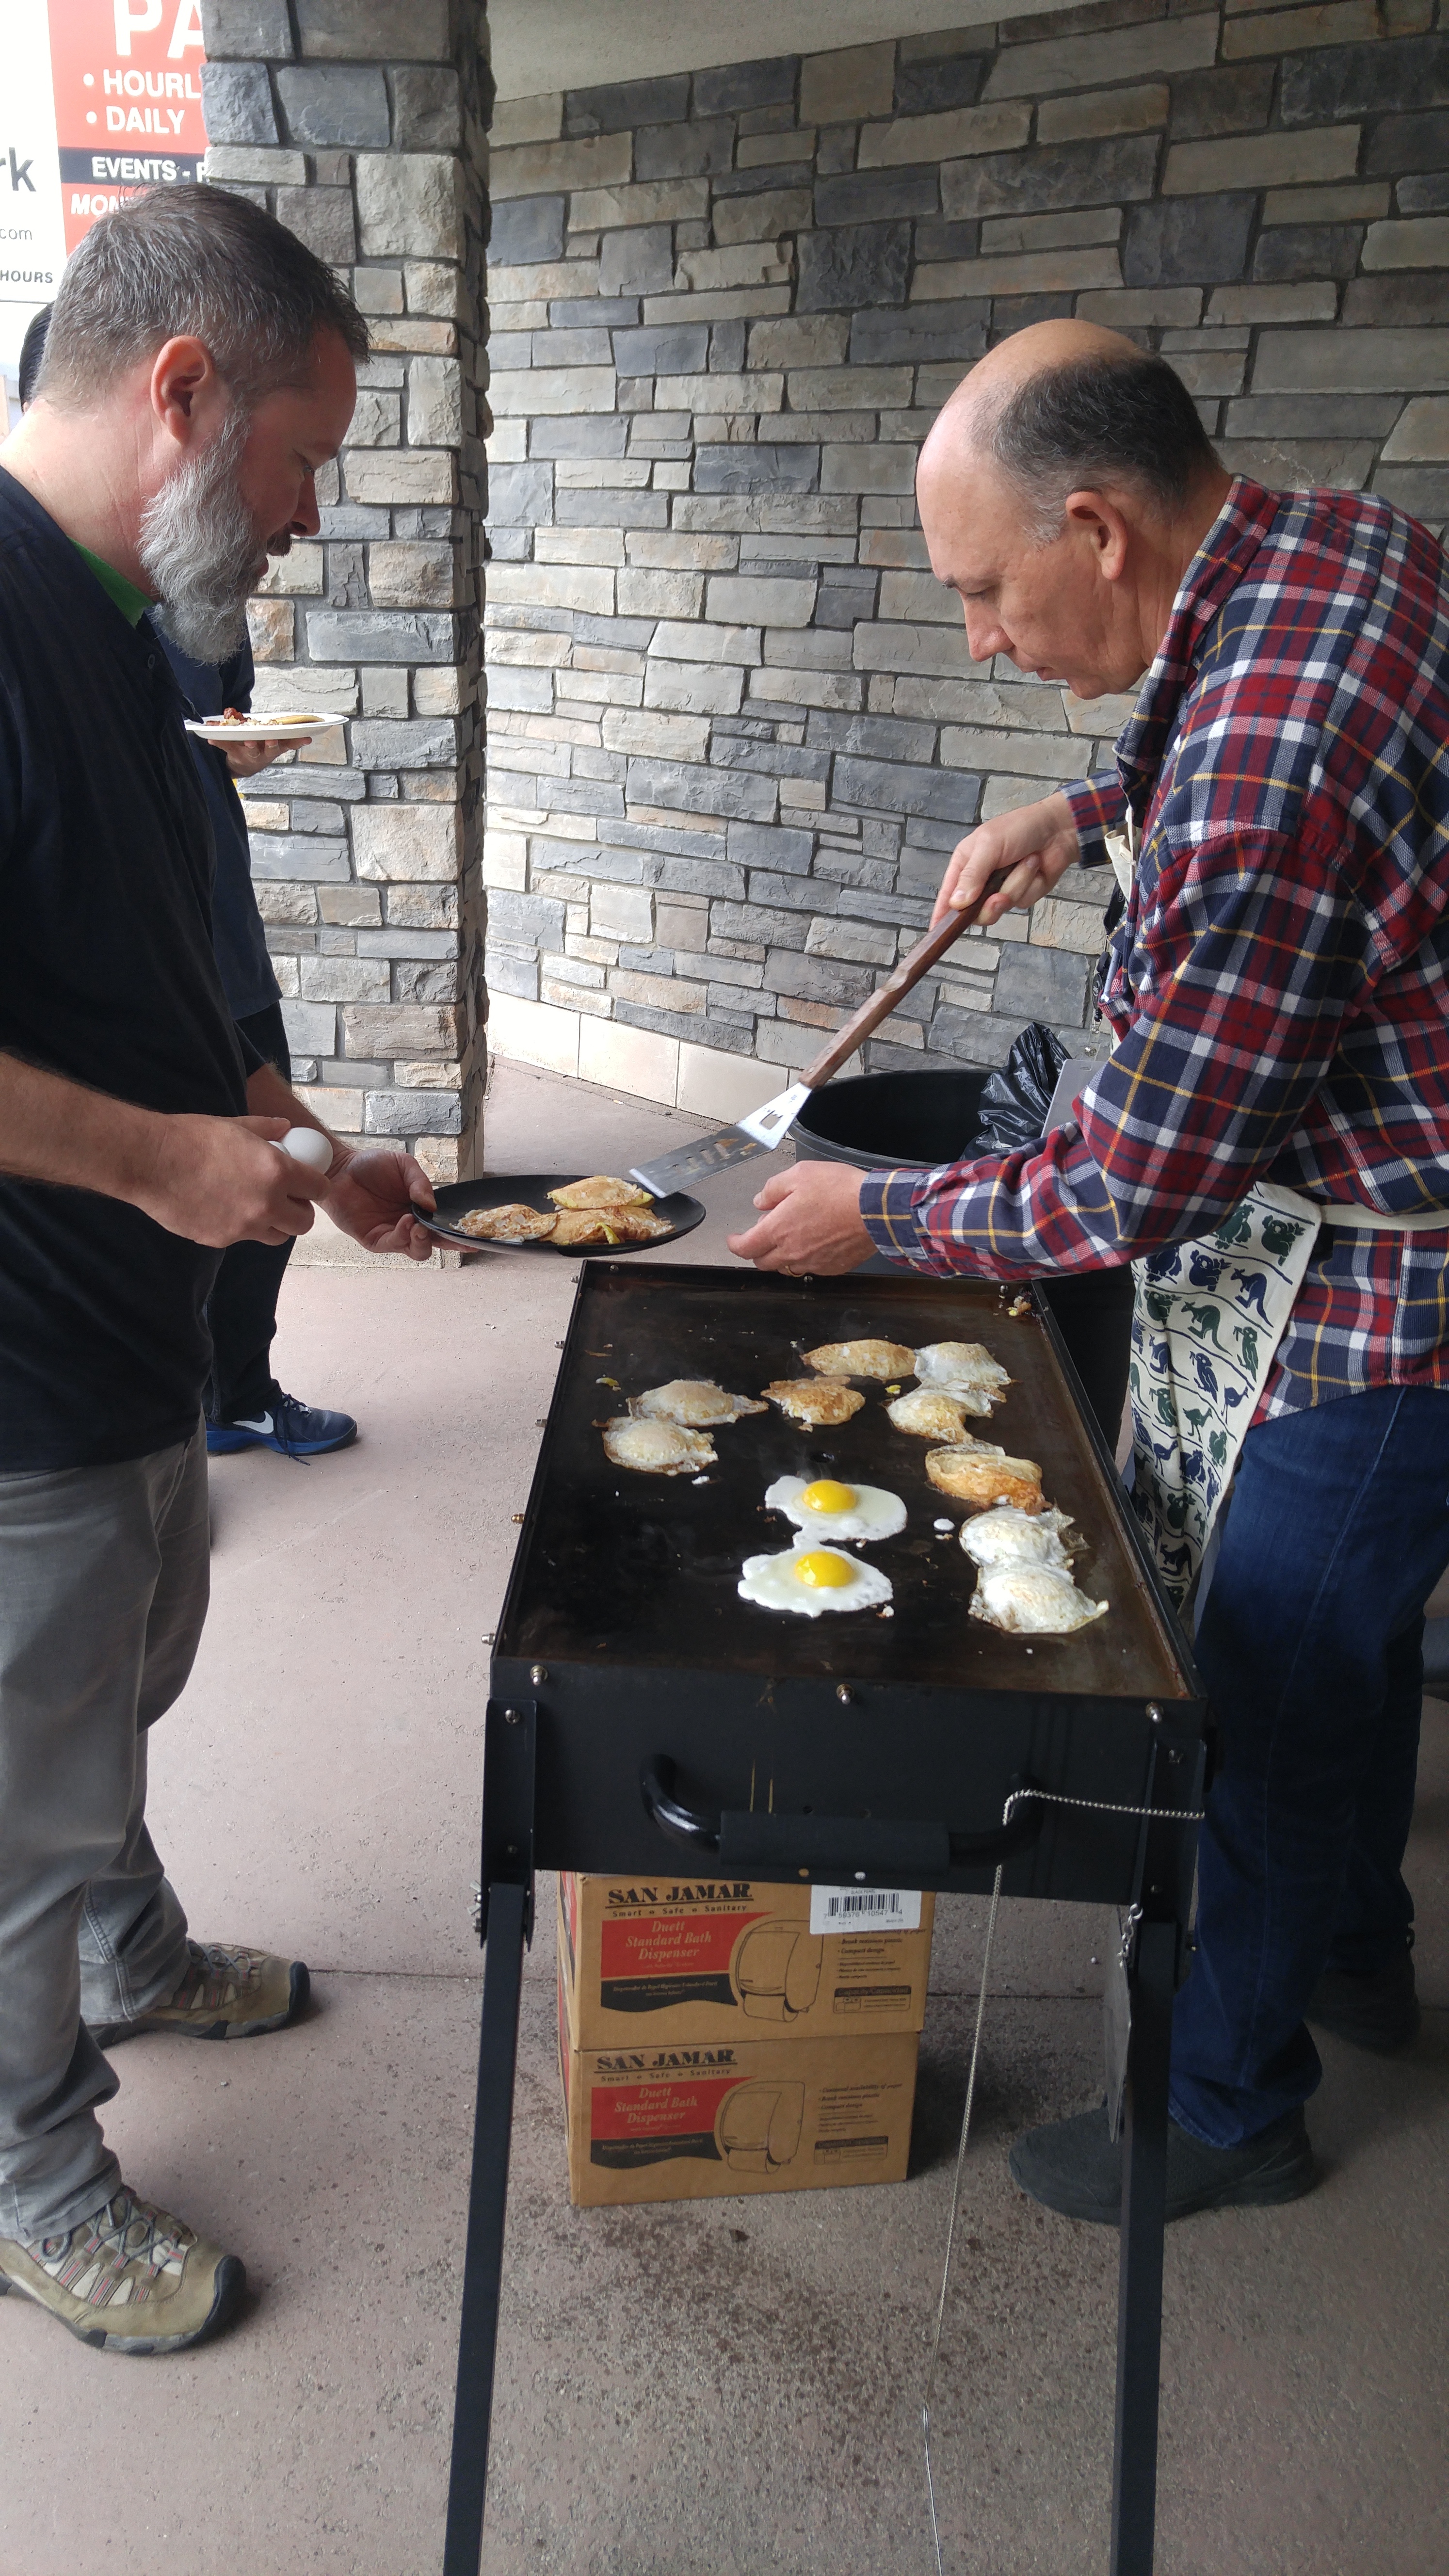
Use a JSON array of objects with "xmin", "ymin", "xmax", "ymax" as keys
[{"xmin": 419, "ymin": 1172, "xmax": 706, "ymax": 1256}]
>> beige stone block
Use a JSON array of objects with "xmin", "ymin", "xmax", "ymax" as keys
[
  {"xmin": 986, "ymin": 11, "xmax": 1216, "ymax": 97},
  {"xmin": 1078, "ymin": 287, "xmax": 1203, "ymax": 327},
  {"xmin": 370, "ymin": 318, "xmax": 458, "ymax": 356},
  {"xmin": 653, "ymin": 371, "xmax": 784, "ymax": 416},
  {"xmin": 1164, "ymin": 128, "xmax": 1360, "ymax": 195},
  {"xmin": 251, "ymin": 664, "xmax": 360, "ymax": 715},
  {"xmin": 405, "ymin": 261, "xmax": 467, "ymax": 319},
  {"xmin": 645, "ymin": 658, "xmax": 744, "ymax": 717},
  {"xmin": 858, "ymin": 101, "xmax": 1030, "ymax": 170},
  {"xmin": 341, "ymin": 1002, "xmax": 461, "ymax": 1057},
  {"xmin": 483, "ymin": 830, "xmax": 529, "ymax": 890},
  {"xmin": 411, "ymin": 1135, "xmax": 464, "ymax": 1187},
  {"xmin": 206, "ymin": 145, "xmax": 305, "ymax": 185},
  {"xmin": 1382, "ymin": 399, "xmax": 1449, "ymax": 462},
  {"xmin": 738, "ymin": 129, "xmax": 818, "ymax": 170},
  {"xmin": 1162, "ymin": 348, "xmax": 1247, "ymax": 397},
  {"xmin": 980, "ymin": 208, "xmax": 1122, "ymax": 255},
  {"xmin": 590, "ymin": 882, "xmax": 653, "ymax": 942},
  {"xmin": 483, "ymin": 991, "xmax": 580, "ymax": 1079},
  {"xmin": 915, "ymin": 248, "xmax": 1122, "ymax": 300},
  {"xmin": 1252, "ymin": 328, "xmax": 1449, "ymax": 393},
  {"xmin": 368, "ymin": 542, "xmax": 457, "ymax": 607},
  {"xmin": 486, "ymin": 630, "xmax": 571, "ymax": 668},
  {"xmin": 806, "ymin": 916, "xmax": 897, "ymax": 967},
  {"xmin": 801, "ymin": 41, "xmax": 895, "ymax": 126},
  {"xmin": 676, "ymin": 494, "xmax": 856, "ymax": 537},
  {"xmin": 352, "ymin": 805, "xmax": 461, "ymax": 885},
  {"xmin": 489, "ymin": 92, "xmax": 562, "ymax": 148},
  {"xmin": 747, "ymin": 314, "xmax": 849, "ymax": 370},
  {"xmin": 486, "ymin": 419, "xmax": 530, "ymax": 460},
  {"xmin": 295, "ymin": 1084, "xmax": 363, "ymax": 1129},
  {"xmin": 650, "ymin": 618, "xmax": 762, "ymax": 666},
  {"xmin": 602, "ymin": 708, "xmax": 709, "ymax": 761},
  {"xmin": 853, "ymin": 620, "xmax": 983, "ymax": 677},
  {"xmin": 536, "ymin": 528, "xmax": 627, "ymax": 568},
  {"xmin": 643, "ymin": 286, "xmax": 793, "ymax": 323},
  {"xmin": 491, "ymin": 132, "xmax": 631, "ymax": 200},
  {"xmin": 393, "ymin": 1059, "xmax": 462, "ymax": 1090},
  {"xmin": 556, "ymin": 459, "xmax": 653, "ymax": 490},
  {"xmin": 676, "ymin": 242, "xmax": 790, "ymax": 292},
  {"xmin": 300, "ymin": 954, "xmax": 390, "ymax": 1004},
  {"xmin": 579, "ymin": 1016, "xmax": 679, "ymax": 1105},
  {"xmin": 1363, "ymin": 219, "xmax": 1449, "ymax": 274},
  {"xmin": 253, "ymin": 881, "xmax": 319, "ymax": 926},
  {"xmin": 1262, "ymin": 182, "xmax": 1390, "ymax": 224},
  {"xmin": 712, "ymin": 192, "xmax": 812, "ymax": 245},
  {"xmin": 259, "ymin": 544, "xmax": 324, "ymax": 596},
  {"xmin": 489, "ymin": 368, "xmax": 617, "ymax": 417},
  {"xmin": 415, "ymin": 667, "xmax": 466, "ymax": 713},
  {"xmin": 1064, "ymin": 690, "xmax": 1140, "ymax": 736},
  {"xmin": 568, "ymin": 179, "xmax": 709, "ymax": 231},
  {"xmin": 319, "ymin": 884, "xmax": 382, "ymax": 925},
  {"xmin": 779, "ymin": 775, "xmax": 827, "ymax": 810},
  {"xmin": 877, "ymin": 571, "xmax": 958, "ymax": 626},
  {"xmin": 625, "ymin": 531, "xmax": 736, "ymax": 572},
  {"xmin": 1224, "ymin": 0, "xmax": 1378, "ymax": 54},
  {"xmin": 247, "ymin": 596, "xmax": 295, "ymax": 661},
  {"xmin": 941, "ymin": 725, "xmax": 1085, "ymax": 780},
  {"xmin": 238, "ymin": 799, "xmax": 289, "ymax": 831},
  {"xmin": 346, "ymin": 448, "xmax": 457, "ymax": 504},
  {"xmin": 1031, "ymin": 898, "xmax": 1112, "ymax": 955},
  {"xmin": 488, "ymin": 562, "xmax": 615, "ymax": 615},
  {"xmin": 821, "ymin": 444, "xmax": 917, "ymax": 495},
  {"xmin": 747, "ymin": 665, "xmax": 863, "ymax": 713},
  {"xmin": 788, "ymin": 365, "xmax": 916, "ymax": 411},
  {"xmin": 707, "ymin": 575, "xmax": 816, "ymax": 628},
  {"xmin": 386, "ymin": 882, "xmax": 458, "ymax": 928},
  {"xmin": 408, "ymin": 354, "xmax": 462, "ymax": 444},
  {"xmin": 1208, "ymin": 282, "xmax": 1338, "ymax": 324},
  {"xmin": 488, "ymin": 259, "xmax": 601, "ymax": 303},
  {"xmin": 677, "ymin": 1041, "xmax": 780, "ymax": 1124},
  {"xmin": 1036, "ymin": 83, "xmax": 1168, "ymax": 144},
  {"xmin": 355, "ymin": 153, "xmax": 463, "ymax": 260},
  {"xmin": 859, "ymin": 527, "xmax": 931, "ymax": 569},
  {"xmin": 617, "ymin": 568, "xmax": 704, "ymax": 619}
]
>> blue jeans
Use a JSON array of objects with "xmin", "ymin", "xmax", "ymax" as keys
[{"xmin": 1171, "ymin": 1384, "xmax": 1449, "ymax": 2149}]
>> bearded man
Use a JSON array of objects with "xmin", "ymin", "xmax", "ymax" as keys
[
  {"xmin": 0, "ymin": 186, "xmax": 435, "ymax": 2351},
  {"xmin": 731, "ymin": 321, "xmax": 1449, "ymax": 2227}
]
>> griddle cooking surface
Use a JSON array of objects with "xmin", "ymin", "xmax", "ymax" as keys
[{"xmin": 499, "ymin": 1265, "xmax": 1188, "ymax": 1702}]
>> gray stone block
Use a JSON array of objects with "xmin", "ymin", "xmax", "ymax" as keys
[
  {"xmin": 713, "ymin": 736, "xmax": 830, "ymax": 785},
  {"xmin": 1342, "ymin": 275, "xmax": 1449, "ymax": 327},
  {"xmin": 651, "ymin": 855, "xmax": 748, "ymax": 900},
  {"xmin": 943, "ymin": 133, "xmax": 1158, "ymax": 221},
  {"xmin": 765, "ymin": 949, "xmax": 872, "ymax": 1009},
  {"xmin": 917, "ymin": 220, "xmax": 982, "ymax": 262},
  {"xmin": 295, "ymin": 0, "xmax": 450, "ymax": 60},
  {"xmin": 489, "ymin": 195, "xmax": 566, "ymax": 267},
  {"xmin": 636, "ymin": 118, "xmax": 736, "ymax": 182},
  {"xmin": 834, "ymin": 755, "xmax": 981, "ymax": 826},
  {"xmin": 1365, "ymin": 111, "xmax": 1449, "ymax": 176},
  {"xmin": 895, "ymin": 53, "xmax": 989, "ymax": 115},
  {"xmin": 1282, "ymin": 36, "xmax": 1449, "ymax": 129},
  {"xmin": 275, "ymin": 185, "xmax": 355, "ymax": 264},
  {"xmin": 1225, "ymin": 394, "xmax": 1403, "ymax": 439},
  {"xmin": 527, "ymin": 418, "xmax": 630, "ymax": 459},
  {"xmin": 485, "ymin": 948, "xmax": 540, "ymax": 1000},
  {"xmin": 711, "ymin": 898, "xmax": 810, "ymax": 949},
  {"xmin": 249, "ymin": 834, "xmax": 351, "ymax": 881},
  {"xmin": 365, "ymin": 1088, "xmax": 461, "ymax": 1136},
  {"xmin": 306, "ymin": 609, "xmax": 454, "ymax": 662},
  {"xmin": 201, "ymin": 62, "xmax": 277, "ymax": 145},
  {"xmin": 392, "ymin": 67, "xmax": 461, "ymax": 149},
  {"xmin": 1400, "ymin": 175, "xmax": 1449, "ymax": 215},
  {"xmin": 694, "ymin": 445, "xmax": 821, "ymax": 493},
  {"xmin": 797, "ymin": 222, "xmax": 913, "ymax": 313},
  {"xmin": 850, "ymin": 302, "xmax": 989, "ymax": 366},
  {"xmin": 488, "ymin": 888, "xmax": 567, "ymax": 947},
  {"xmin": 815, "ymin": 168, "xmax": 941, "ymax": 226},
  {"xmin": 692, "ymin": 58, "xmax": 799, "ymax": 116},
  {"xmin": 565, "ymin": 75, "xmax": 691, "ymax": 136},
  {"xmin": 1373, "ymin": 465, "xmax": 1449, "ymax": 520},
  {"xmin": 202, "ymin": 0, "xmax": 293, "ymax": 59},
  {"xmin": 530, "ymin": 326, "xmax": 613, "ymax": 365},
  {"xmin": 928, "ymin": 1007, "xmax": 1007, "ymax": 1065},
  {"xmin": 627, "ymin": 757, "xmax": 776, "ymax": 821},
  {"xmin": 554, "ymin": 487, "xmax": 668, "ymax": 528},
  {"xmin": 611, "ymin": 324, "xmax": 711, "ymax": 377},
  {"xmin": 549, "ymin": 297, "xmax": 641, "ymax": 328},
  {"xmin": 486, "ymin": 461, "xmax": 554, "ymax": 527},
  {"xmin": 725, "ymin": 820, "xmax": 814, "ymax": 874},
  {"xmin": 806, "ymin": 711, "xmax": 936, "ymax": 762},
  {"xmin": 745, "ymin": 868, "xmax": 832, "ymax": 914},
  {"xmin": 713, "ymin": 163, "xmax": 813, "ymax": 199},
  {"xmin": 1123, "ymin": 193, "xmax": 1255, "ymax": 289},
  {"xmin": 351, "ymin": 719, "xmax": 456, "ymax": 766},
  {"xmin": 995, "ymin": 941, "xmax": 1089, "ymax": 1027},
  {"xmin": 1169, "ymin": 64, "xmax": 1274, "ymax": 143},
  {"xmin": 277, "ymin": 65, "xmax": 387, "ymax": 147},
  {"xmin": 1254, "ymin": 225, "xmax": 1362, "ymax": 285},
  {"xmin": 599, "ymin": 224, "xmax": 675, "ymax": 298}
]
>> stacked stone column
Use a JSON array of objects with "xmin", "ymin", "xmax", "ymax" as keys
[{"xmin": 199, "ymin": 0, "xmax": 490, "ymax": 1186}]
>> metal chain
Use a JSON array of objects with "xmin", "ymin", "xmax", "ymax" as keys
[{"xmin": 1002, "ymin": 1786, "xmax": 1206, "ymax": 1827}]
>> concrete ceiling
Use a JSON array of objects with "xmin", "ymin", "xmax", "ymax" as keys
[{"xmin": 488, "ymin": 0, "xmax": 1064, "ymax": 101}]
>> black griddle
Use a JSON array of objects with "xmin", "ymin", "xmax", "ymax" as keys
[{"xmin": 444, "ymin": 1263, "xmax": 1208, "ymax": 2576}]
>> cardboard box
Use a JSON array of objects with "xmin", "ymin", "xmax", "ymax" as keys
[
  {"xmin": 558, "ymin": 1972, "xmax": 919, "ymax": 2208},
  {"xmin": 557, "ymin": 1869, "xmax": 935, "ymax": 2050}
]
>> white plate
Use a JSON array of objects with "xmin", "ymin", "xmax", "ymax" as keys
[{"xmin": 184, "ymin": 713, "xmax": 348, "ymax": 741}]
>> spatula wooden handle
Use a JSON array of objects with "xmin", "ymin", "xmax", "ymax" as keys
[{"xmin": 798, "ymin": 877, "xmax": 1002, "ymax": 1090}]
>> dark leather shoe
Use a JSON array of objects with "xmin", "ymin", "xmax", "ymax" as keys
[
  {"xmin": 1307, "ymin": 1950, "xmax": 1419, "ymax": 2053},
  {"xmin": 1008, "ymin": 2103, "xmax": 1317, "ymax": 2225}
]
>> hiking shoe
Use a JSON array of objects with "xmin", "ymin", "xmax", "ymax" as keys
[
  {"xmin": 207, "ymin": 1390, "xmax": 357, "ymax": 1458},
  {"xmin": 1009, "ymin": 2103, "xmax": 1317, "ymax": 2226},
  {"xmin": 1307, "ymin": 1950, "xmax": 1420, "ymax": 2054},
  {"xmin": 90, "ymin": 1942, "xmax": 309, "ymax": 2048},
  {"xmin": 0, "ymin": 2187, "xmax": 244, "ymax": 2353}
]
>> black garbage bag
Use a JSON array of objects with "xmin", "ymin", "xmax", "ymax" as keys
[{"xmin": 972, "ymin": 1022, "xmax": 1069, "ymax": 1153}]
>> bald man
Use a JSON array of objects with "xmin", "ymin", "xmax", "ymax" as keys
[{"xmin": 731, "ymin": 323, "xmax": 1449, "ymax": 2227}]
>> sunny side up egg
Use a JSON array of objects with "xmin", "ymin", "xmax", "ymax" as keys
[
  {"xmin": 738, "ymin": 1546, "xmax": 894, "ymax": 1618},
  {"xmin": 764, "ymin": 1474, "xmax": 908, "ymax": 1543}
]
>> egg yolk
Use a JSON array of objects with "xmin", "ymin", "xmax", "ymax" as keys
[
  {"xmin": 801, "ymin": 1480, "xmax": 856, "ymax": 1515},
  {"xmin": 794, "ymin": 1549, "xmax": 854, "ymax": 1589}
]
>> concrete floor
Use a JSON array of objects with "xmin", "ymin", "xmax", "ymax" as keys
[{"xmin": 2, "ymin": 1058, "xmax": 1447, "ymax": 2576}]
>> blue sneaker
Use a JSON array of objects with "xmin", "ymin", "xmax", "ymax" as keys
[{"xmin": 206, "ymin": 1390, "xmax": 358, "ymax": 1459}]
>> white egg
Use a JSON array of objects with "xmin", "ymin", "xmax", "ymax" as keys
[
  {"xmin": 738, "ymin": 1545, "xmax": 894, "ymax": 1619},
  {"xmin": 914, "ymin": 1339, "xmax": 1011, "ymax": 1398},
  {"xmin": 276, "ymin": 1127, "xmax": 332, "ymax": 1171},
  {"xmin": 969, "ymin": 1564, "xmax": 1108, "ymax": 1635},
  {"xmin": 960, "ymin": 1506, "xmax": 1072, "ymax": 1571},
  {"xmin": 764, "ymin": 1473, "xmax": 907, "ymax": 1543}
]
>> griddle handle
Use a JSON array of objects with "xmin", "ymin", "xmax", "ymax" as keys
[
  {"xmin": 640, "ymin": 1757, "xmax": 721, "ymax": 1855},
  {"xmin": 641, "ymin": 1760, "xmax": 1047, "ymax": 1874}
]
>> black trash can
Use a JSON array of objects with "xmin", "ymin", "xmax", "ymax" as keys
[{"xmin": 793, "ymin": 1068, "xmax": 1132, "ymax": 1449}]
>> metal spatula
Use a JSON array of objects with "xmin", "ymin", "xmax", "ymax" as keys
[{"xmin": 629, "ymin": 881, "xmax": 998, "ymax": 1199}]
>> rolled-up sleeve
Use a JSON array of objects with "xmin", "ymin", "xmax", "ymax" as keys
[{"xmin": 1062, "ymin": 771, "xmax": 1127, "ymax": 869}]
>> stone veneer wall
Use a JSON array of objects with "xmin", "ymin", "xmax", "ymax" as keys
[
  {"xmin": 198, "ymin": 0, "xmax": 490, "ymax": 1186},
  {"xmin": 483, "ymin": 0, "xmax": 1449, "ymax": 1120}
]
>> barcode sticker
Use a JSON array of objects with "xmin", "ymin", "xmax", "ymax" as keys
[{"xmin": 810, "ymin": 1886, "xmax": 922, "ymax": 1935}]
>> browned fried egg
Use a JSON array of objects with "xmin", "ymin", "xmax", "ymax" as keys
[
  {"xmin": 761, "ymin": 1378, "xmax": 867, "ymax": 1427},
  {"xmin": 632, "ymin": 1380, "xmax": 768, "ymax": 1428},
  {"xmin": 925, "ymin": 1446, "xmax": 1043, "ymax": 1512},
  {"xmin": 804, "ymin": 1338, "xmax": 917, "ymax": 1380},
  {"xmin": 455, "ymin": 1202, "xmax": 556, "ymax": 1241},
  {"xmin": 602, "ymin": 1418, "xmax": 716, "ymax": 1474},
  {"xmin": 913, "ymin": 1339, "xmax": 1011, "ymax": 1399},
  {"xmin": 549, "ymin": 1175, "xmax": 654, "ymax": 1209},
  {"xmin": 969, "ymin": 1564, "xmax": 1108, "ymax": 1634},
  {"xmin": 552, "ymin": 1208, "xmax": 670, "ymax": 1245},
  {"xmin": 886, "ymin": 1388, "xmax": 984, "ymax": 1439}
]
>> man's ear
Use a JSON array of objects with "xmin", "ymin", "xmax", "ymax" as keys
[
  {"xmin": 149, "ymin": 336, "xmax": 225, "ymax": 452},
  {"xmin": 1063, "ymin": 489, "xmax": 1131, "ymax": 583}
]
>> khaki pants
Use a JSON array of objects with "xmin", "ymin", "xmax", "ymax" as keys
[{"xmin": 0, "ymin": 1427, "xmax": 207, "ymax": 2243}]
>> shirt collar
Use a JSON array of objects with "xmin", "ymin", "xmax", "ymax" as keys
[
  {"xmin": 72, "ymin": 542, "xmax": 154, "ymax": 627},
  {"xmin": 1114, "ymin": 477, "xmax": 1281, "ymax": 816}
]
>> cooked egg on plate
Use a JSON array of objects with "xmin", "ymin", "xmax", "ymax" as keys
[
  {"xmin": 761, "ymin": 1378, "xmax": 866, "ymax": 1427},
  {"xmin": 913, "ymin": 1340, "xmax": 1011, "ymax": 1399},
  {"xmin": 739, "ymin": 1545, "xmax": 894, "ymax": 1618},
  {"xmin": 886, "ymin": 1388, "xmax": 984, "ymax": 1438},
  {"xmin": 969, "ymin": 1563, "xmax": 1108, "ymax": 1635},
  {"xmin": 803, "ymin": 1338, "xmax": 917, "ymax": 1381},
  {"xmin": 960, "ymin": 1505, "xmax": 1073, "ymax": 1570},
  {"xmin": 602, "ymin": 1417, "xmax": 717, "ymax": 1474},
  {"xmin": 632, "ymin": 1379, "xmax": 768, "ymax": 1427},
  {"xmin": 765, "ymin": 1474, "xmax": 907, "ymax": 1542}
]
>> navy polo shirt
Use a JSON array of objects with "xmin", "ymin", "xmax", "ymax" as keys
[{"xmin": 0, "ymin": 465, "xmax": 256, "ymax": 1471}]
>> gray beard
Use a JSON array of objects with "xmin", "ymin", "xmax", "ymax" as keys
[{"xmin": 139, "ymin": 407, "xmax": 266, "ymax": 664}]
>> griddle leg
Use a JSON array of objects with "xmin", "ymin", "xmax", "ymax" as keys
[
  {"xmin": 443, "ymin": 1700, "xmax": 537, "ymax": 2576},
  {"xmin": 1110, "ymin": 1917, "xmax": 1176, "ymax": 2576}
]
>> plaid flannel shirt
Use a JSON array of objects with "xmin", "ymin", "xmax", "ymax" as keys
[{"xmin": 862, "ymin": 477, "xmax": 1449, "ymax": 1422}]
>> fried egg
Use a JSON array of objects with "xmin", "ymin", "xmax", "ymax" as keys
[
  {"xmin": 455, "ymin": 1202, "xmax": 557, "ymax": 1241},
  {"xmin": 765, "ymin": 1474, "xmax": 907, "ymax": 1542},
  {"xmin": 925, "ymin": 1446, "xmax": 1043, "ymax": 1511},
  {"xmin": 761, "ymin": 1379, "xmax": 866, "ymax": 1427},
  {"xmin": 960, "ymin": 1505, "xmax": 1073, "ymax": 1571},
  {"xmin": 552, "ymin": 1208, "xmax": 670, "ymax": 1245},
  {"xmin": 886, "ymin": 1388, "xmax": 984, "ymax": 1438},
  {"xmin": 969, "ymin": 1564, "xmax": 1108, "ymax": 1634},
  {"xmin": 914, "ymin": 1340, "xmax": 1012, "ymax": 1399},
  {"xmin": 602, "ymin": 1417, "xmax": 716, "ymax": 1474},
  {"xmin": 549, "ymin": 1175, "xmax": 653, "ymax": 1209},
  {"xmin": 738, "ymin": 1545, "xmax": 894, "ymax": 1619},
  {"xmin": 804, "ymin": 1338, "xmax": 917, "ymax": 1381},
  {"xmin": 632, "ymin": 1379, "xmax": 768, "ymax": 1427}
]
